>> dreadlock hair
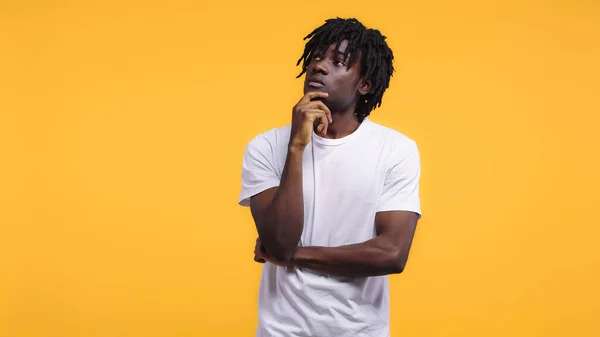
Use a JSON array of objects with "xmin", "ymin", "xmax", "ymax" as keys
[{"xmin": 296, "ymin": 17, "xmax": 395, "ymax": 122}]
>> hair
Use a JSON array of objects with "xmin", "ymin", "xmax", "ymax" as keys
[{"xmin": 296, "ymin": 17, "xmax": 395, "ymax": 122}]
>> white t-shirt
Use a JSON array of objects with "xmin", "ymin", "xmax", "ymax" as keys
[{"xmin": 238, "ymin": 117, "xmax": 422, "ymax": 337}]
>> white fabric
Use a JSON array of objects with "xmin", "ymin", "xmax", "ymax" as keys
[{"xmin": 238, "ymin": 118, "xmax": 422, "ymax": 337}]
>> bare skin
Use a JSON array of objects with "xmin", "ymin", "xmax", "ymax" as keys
[
  {"xmin": 250, "ymin": 40, "xmax": 419, "ymax": 275},
  {"xmin": 255, "ymin": 212, "xmax": 418, "ymax": 277},
  {"xmin": 250, "ymin": 91, "xmax": 331, "ymax": 263}
]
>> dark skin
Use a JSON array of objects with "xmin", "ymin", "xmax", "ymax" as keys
[
  {"xmin": 303, "ymin": 40, "xmax": 370, "ymax": 139},
  {"xmin": 250, "ymin": 40, "xmax": 419, "ymax": 277}
]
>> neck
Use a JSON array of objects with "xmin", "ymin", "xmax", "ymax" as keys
[{"xmin": 324, "ymin": 110, "xmax": 361, "ymax": 139}]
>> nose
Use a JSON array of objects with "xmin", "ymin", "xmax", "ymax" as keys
[{"xmin": 311, "ymin": 58, "xmax": 328, "ymax": 75}]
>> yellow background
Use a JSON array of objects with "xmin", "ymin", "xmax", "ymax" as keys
[{"xmin": 1, "ymin": 1, "xmax": 599, "ymax": 336}]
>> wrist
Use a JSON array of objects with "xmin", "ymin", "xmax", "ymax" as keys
[{"xmin": 288, "ymin": 144, "xmax": 306, "ymax": 154}]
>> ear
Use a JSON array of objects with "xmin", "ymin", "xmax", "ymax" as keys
[{"xmin": 358, "ymin": 78, "xmax": 371, "ymax": 95}]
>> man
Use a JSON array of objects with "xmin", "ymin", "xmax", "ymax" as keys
[{"xmin": 238, "ymin": 17, "xmax": 422, "ymax": 337}]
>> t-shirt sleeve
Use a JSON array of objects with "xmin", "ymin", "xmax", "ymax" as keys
[
  {"xmin": 376, "ymin": 140, "xmax": 422, "ymax": 217},
  {"xmin": 238, "ymin": 132, "xmax": 281, "ymax": 207}
]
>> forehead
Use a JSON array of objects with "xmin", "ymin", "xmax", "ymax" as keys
[{"xmin": 315, "ymin": 39, "xmax": 351, "ymax": 55}]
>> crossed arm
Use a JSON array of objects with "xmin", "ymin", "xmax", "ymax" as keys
[{"xmin": 249, "ymin": 149, "xmax": 419, "ymax": 278}]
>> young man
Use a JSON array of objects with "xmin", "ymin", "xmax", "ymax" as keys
[{"xmin": 238, "ymin": 17, "xmax": 422, "ymax": 337}]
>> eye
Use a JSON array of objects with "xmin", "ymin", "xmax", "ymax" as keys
[{"xmin": 334, "ymin": 60, "xmax": 346, "ymax": 67}]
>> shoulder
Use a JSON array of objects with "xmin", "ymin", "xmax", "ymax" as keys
[
  {"xmin": 364, "ymin": 119, "xmax": 419, "ymax": 157},
  {"xmin": 244, "ymin": 125, "xmax": 291, "ymax": 153},
  {"xmin": 243, "ymin": 125, "xmax": 292, "ymax": 167}
]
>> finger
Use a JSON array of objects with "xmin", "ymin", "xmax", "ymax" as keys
[
  {"xmin": 254, "ymin": 243, "xmax": 261, "ymax": 255},
  {"xmin": 299, "ymin": 91, "xmax": 329, "ymax": 104},
  {"xmin": 320, "ymin": 120, "xmax": 328, "ymax": 137},
  {"xmin": 316, "ymin": 124, "xmax": 324, "ymax": 134},
  {"xmin": 306, "ymin": 101, "xmax": 332, "ymax": 123},
  {"xmin": 305, "ymin": 111, "xmax": 329, "ymax": 129},
  {"xmin": 302, "ymin": 109, "xmax": 329, "ymax": 119},
  {"xmin": 306, "ymin": 111, "xmax": 328, "ymax": 136}
]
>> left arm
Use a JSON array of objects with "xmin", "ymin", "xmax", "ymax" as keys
[
  {"xmin": 288, "ymin": 210, "xmax": 419, "ymax": 277},
  {"xmin": 254, "ymin": 140, "xmax": 422, "ymax": 277},
  {"xmin": 254, "ymin": 210, "xmax": 419, "ymax": 277}
]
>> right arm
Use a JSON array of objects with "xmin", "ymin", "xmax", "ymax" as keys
[
  {"xmin": 249, "ymin": 91, "xmax": 332, "ymax": 264},
  {"xmin": 249, "ymin": 147, "xmax": 303, "ymax": 264}
]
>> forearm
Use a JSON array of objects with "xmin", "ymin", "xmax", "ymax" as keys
[
  {"xmin": 289, "ymin": 237, "xmax": 406, "ymax": 277},
  {"xmin": 258, "ymin": 147, "xmax": 304, "ymax": 262}
]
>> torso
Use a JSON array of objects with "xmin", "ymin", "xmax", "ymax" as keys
[{"xmin": 254, "ymin": 118, "xmax": 414, "ymax": 337}]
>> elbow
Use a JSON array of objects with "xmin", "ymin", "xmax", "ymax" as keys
[
  {"xmin": 268, "ymin": 246, "xmax": 296, "ymax": 265},
  {"xmin": 262, "ymin": 240, "xmax": 297, "ymax": 265},
  {"xmin": 256, "ymin": 222, "xmax": 301, "ymax": 265},
  {"xmin": 388, "ymin": 250, "xmax": 408, "ymax": 274},
  {"xmin": 270, "ymin": 251, "xmax": 295, "ymax": 265}
]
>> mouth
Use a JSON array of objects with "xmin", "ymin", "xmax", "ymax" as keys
[{"xmin": 307, "ymin": 77, "xmax": 325, "ymax": 88}]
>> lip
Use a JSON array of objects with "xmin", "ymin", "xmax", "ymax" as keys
[{"xmin": 307, "ymin": 77, "xmax": 325, "ymax": 88}]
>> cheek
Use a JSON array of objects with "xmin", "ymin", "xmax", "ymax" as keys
[
  {"xmin": 339, "ymin": 73, "xmax": 360, "ymax": 91},
  {"xmin": 330, "ymin": 78, "xmax": 353, "ymax": 94},
  {"xmin": 335, "ymin": 82, "xmax": 359, "ymax": 101}
]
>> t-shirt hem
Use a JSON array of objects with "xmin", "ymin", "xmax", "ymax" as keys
[
  {"xmin": 238, "ymin": 182, "xmax": 280, "ymax": 207},
  {"xmin": 376, "ymin": 205, "xmax": 422, "ymax": 219}
]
